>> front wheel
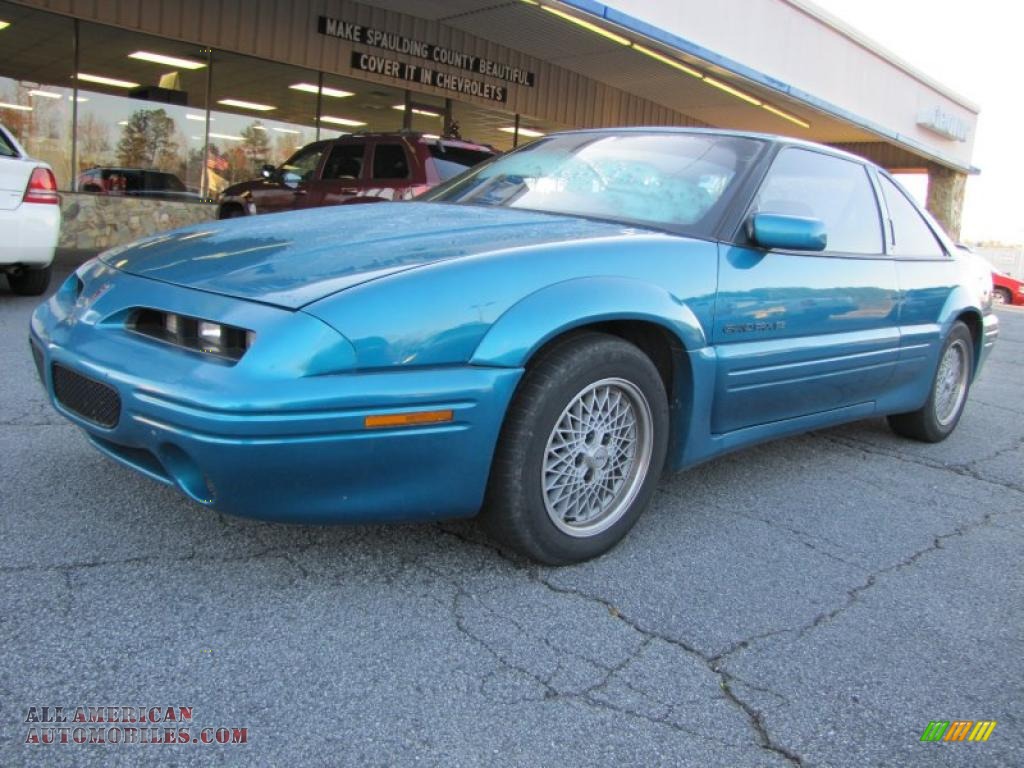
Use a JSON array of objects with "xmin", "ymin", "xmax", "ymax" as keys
[
  {"xmin": 482, "ymin": 332, "xmax": 669, "ymax": 564},
  {"xmin": 888, "ymin": 321, "xmax": 974, "ymax": 442}
]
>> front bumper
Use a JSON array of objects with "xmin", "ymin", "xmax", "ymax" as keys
[{"xmin": 30, "ymin": 264, "xmax": 522, "ymax": 523}]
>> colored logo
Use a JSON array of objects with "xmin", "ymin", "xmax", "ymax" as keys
[{"xmin": 920, "ymin": 720, "xmax": 997, "ymax": 742}]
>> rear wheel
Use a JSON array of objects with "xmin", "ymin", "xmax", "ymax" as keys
[
  {"xmin": 888, "ymin": 321, "xmax": 973, "ymax": 442},
  {"xmin": 482, "ymin": 332, "xmax": 669, "ymax": 564},
  {"xmin": 7, "ymin": 265, "xmax": 52, "ymax": 296},
  {"xmin": 992, "ymin": 287, "xmax": 1011, "ymax": 306}
]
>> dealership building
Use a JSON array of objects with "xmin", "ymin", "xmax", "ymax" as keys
[{"xmin": 0, "ymin": 0, "xmax": 979, "ymax": 248}]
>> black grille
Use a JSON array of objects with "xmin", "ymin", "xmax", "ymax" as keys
[
  {"xmin": 30, "ymin": 340, "xmax": 44, "ymax": 384},
  {"xmin": 52, "ymin": 364, "xmax": 121, "ymax": 428}
]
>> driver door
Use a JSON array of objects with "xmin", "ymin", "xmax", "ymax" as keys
[
  {"xmin": 255, "ymin": 143, "xmax": 328, "ymax": 214},
  {"xmin": 712, "ymin": 147, "xmax": 901, "ymax": 434},
  {"xmin": 299, "ymin": 141, "xmax": 367, "ymax": 208}
]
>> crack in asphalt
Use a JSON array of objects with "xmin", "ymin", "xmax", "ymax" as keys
[
  {"xmin": 422, "ymin": 557, "xmax": 762, "ymax": 753},
  {"xmin": 429, "ymin": 449, "xmax": 1017, "ymax": 768},
  {"xmin": 824, "ymin": 433, "xmax": 1024, "ymax": 495},
  {"xmin": 432, "ymin": 526, "xmax": 804, "ymax": 765}
]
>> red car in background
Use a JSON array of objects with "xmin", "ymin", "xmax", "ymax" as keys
[
  {"xmin": 217, "ymin": 132, "xmax": 496, "ymax": 218},
  {"xmin": 958, "ymin": 244, "xmax": 1024, "ymax": 306},
  {"xmin": 992, "ymin": 269, "xmax": 1024, "ymax": 306}
]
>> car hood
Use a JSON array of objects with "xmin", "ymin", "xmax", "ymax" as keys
[{"xmin": 100, "ymin": 203, "xmax": 634, "ymax": 309}]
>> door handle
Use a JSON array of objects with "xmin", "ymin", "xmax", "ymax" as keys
[{"xmin": 292, "ymin": 189, "xmax": 308, "ymax": 196}]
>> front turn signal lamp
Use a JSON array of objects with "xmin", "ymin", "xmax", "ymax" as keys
[{"xmin": 364, "ymin": 410, "xmax": 454, "ymax": 429}]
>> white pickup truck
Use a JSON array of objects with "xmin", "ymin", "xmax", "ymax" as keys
[{"xmin": 0, "ymin": 122, "xmax": 60, "ymax": 295}]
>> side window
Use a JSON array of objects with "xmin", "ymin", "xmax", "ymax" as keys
[
  {"xmin": 373, "ymin": 144, "xmax": 410, "ymax": 180},
  {"xmin": 754, "ymin": 148, "xmax": 883, "ymax": 254},
  {"xmin": 322, "ymin": 144, "xmax": 365, "ymax": 181},
  {"xmin": 878, "ymin": 175, "xmax": 946, "ymax": 258},
  {"xmin": 281, "ymin": 146, "xmax": 326, "ymax": 182}
]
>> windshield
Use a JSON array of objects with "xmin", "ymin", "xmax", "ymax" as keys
[{"xmin": 424, "ymin": 132, "xmax": 763, "ymax": 234}]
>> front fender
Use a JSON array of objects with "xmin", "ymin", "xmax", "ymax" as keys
[{"xmin": 470, "ymin": 276, "xmax": 707, "ymax": 368}]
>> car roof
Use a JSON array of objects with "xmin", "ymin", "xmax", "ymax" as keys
[
  {"xmin": 549, "ymin": 126, "xmax": 873, "ymax": 168},
  {"xmin": 324, "ymin": 131, "xmax": 495, "ymax": 152}
]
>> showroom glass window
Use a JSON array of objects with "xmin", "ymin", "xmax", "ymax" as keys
[
  {"xmin": 207, "ymin": 50, "xmax": 321, "ymax": 194},
  {"xmin": 75, "ymin": 23, "xmax": 212, "ymax": 199},
  {"xmin": 754, "ymin": 148, "xmax": 884, "ymax": 254},
  {"xmin": 0, "ymin": 2, "xmax": 74, "ymax": 187},
  {"xmin": 878, "ymin": 174, "xmax": 946, "ymax": 258}
]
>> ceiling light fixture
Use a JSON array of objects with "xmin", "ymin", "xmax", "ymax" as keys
[
  {"xmin": 128, "ymin": 51, "xmax": 206, "ymax": 70},
  {"xmin": 540, "ymin": 5, "xmax": 630, "ymax": 45},
  {"xmin": 392, "ymin": 104, "xmax": 442, "ymax": 118},
  {"xmin": 702, "ymin": 76, "xmax": 762, "ymax": 106},
  {"xmin": 186, "ymin": 114, "xmax": 208, "ymax": 122},
  {"xmin": 273, "ymin": 127, "xmax": 300, "ymax": 134},
  {"xmin": 76, "ymin": 73, "xmax": 140, "ymax": 89},
  {"xmin": 208, "ymin": 132, "xmax": 244, "ymax": 141},
  {"xmin": 631, "ymin": 44, "xmax": 702, "ymax": 79},
  {"xmin": 29, "ymin": 89, "xmax": 62, "ymax": 99},
  {"xmin": 0, "ymin": 21, "xmax": 9, "ymax": 31},
  {"xmin": 290, "ymin": 83, "xmax": 354, "ymax": 98},
  {"xmin": 762, "ymin": 103, "xmax": 810, "ymax": 129},
  {"xmin": 0, "ymin": 101, "xmax": 32, "ymax": 111},
  {"xmin": 500, "ymin": 126, "xmax": 544, "ymax": 138},
  {"xmin": 217, "ymin": 98, "xmax": 275, "ymax": 111},
  {"xmin": 320, "ymin": 115, "xmax": 366, "ymax": 127}
]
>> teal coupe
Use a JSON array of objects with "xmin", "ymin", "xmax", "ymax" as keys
[{"xmin": 30, "ymin": 129, "xmax": 999, "ymax": 563}]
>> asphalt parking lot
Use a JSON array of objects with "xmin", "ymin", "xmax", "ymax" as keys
[{"xmin": 1, "ymin": 254, "xmax": 1021, "ymax": 767}]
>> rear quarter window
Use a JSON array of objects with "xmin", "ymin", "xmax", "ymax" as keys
[
  {"xmin": 0, "ymin": 128, "xmax": 18, "ymax": 158},
  {"xmin": 878, "ymin": 175, "xmax": 946, "ymax": 258}
]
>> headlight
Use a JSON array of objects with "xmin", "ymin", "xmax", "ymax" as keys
[{"xmin": 129, "ymin": 309, "xmax": 254, "ymax": 362}]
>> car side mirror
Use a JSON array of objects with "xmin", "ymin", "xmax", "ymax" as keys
[
  {"xmin": 261, "ymin": 164, "xmax": 276, "ymax": 180},
  {"xmin": 749, "ymin": 213, "xmax": 827, "ymax": 252}
]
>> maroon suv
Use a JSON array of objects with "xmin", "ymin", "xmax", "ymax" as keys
[{"xmin": 217, "ymin": 132, "xmax": 495, "ymax": 218}]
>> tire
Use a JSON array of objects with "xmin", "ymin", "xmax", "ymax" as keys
[
  {"xmin": 992, "ymin": 287, "xmax": 1011, "ymax": 306},
  {"xmin": 888, "ymin": 321, "xmax": 974, "ymax": 443},
  {"xmin": 7, "ymin": 265, "xmax": 52, "ymax": 296},
  {"xmin": 482, "ymin": 332, "xmax": 670, "ymax": 565},
  {"xmin": 219, "ymin": 205, "xmax": 245, "ymax": 219}
]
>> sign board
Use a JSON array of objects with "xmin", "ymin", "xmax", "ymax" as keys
[
  {"xmin": 319, "ymin": 15, "xmax": 535, "ymax": 94},
  {"xmin": 350, "ymin": 51, "xmax": 508, "ymax": 103},
  {"xmin": 917, "ymin": 107, "xmax": 969, "ymax": 142}
]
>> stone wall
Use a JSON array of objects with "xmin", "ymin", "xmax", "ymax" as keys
[
  {"xmin": 925, "ymin": 164, "xmax": 967, "ymax": 242},
  {"xmin": 58, "ymin": 193, "xmax": 217, "ymax": 251}
]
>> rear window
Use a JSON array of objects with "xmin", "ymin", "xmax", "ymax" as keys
[
  {"xmin": 372, "ymin": 144, "xmax": 410, "ymax": 180},
  {"xmin": 428, "ymin": 144, "xmax": 495, "ymax": 181}
]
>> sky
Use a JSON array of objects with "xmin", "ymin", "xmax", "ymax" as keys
[{"xmin": 808, "ymin": 0, "xmax": 1020, "ymax": 243}]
